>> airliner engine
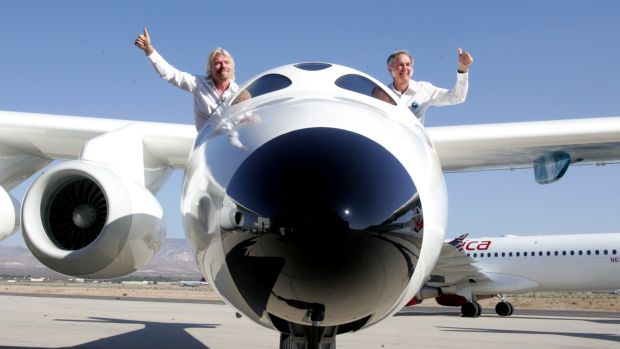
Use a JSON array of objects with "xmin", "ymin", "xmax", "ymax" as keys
[
  {"xmin": 0, "ymin": 185, "xmax": 19, "ymax": 241},
  {"xmin": 21, "ymin": 160, "xmax": 165, "ymax": 279}
]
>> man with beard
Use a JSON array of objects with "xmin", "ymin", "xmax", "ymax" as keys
[
  {"xmin": 134, "ymin": 28, "xmax": 238, "ymax": 130},
  {"xmin": 385, "ymin": 48, "xmax": 473, "ymax": 124}
]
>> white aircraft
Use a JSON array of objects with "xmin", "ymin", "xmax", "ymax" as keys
[
  {"xmin": 407, "ymin": 232, "xmax": 620, "ymax": 317},
  {"xmin": 178, "ymin": 280, "xmax": 209, "ymax": 287},
  {"xmin": 2, "ymin": 62, "xmax": 620, "ymax": 348}
]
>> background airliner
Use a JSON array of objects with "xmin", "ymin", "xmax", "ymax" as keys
[
  {"xmin": 178, "ymin": 280, "xmax": 209, "ymax": 287},
  {"xmin": 407, "ymin": 232, "xmax": 620, "ymax": 317},
  {"xmin": 2, "ymin": 61, "xmax": 620, "ymax": 348}
]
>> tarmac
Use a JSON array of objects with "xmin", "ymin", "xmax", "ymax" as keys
[{"xmin": 0, "ymin": 294, "xmax": 619, "ymax": 348}]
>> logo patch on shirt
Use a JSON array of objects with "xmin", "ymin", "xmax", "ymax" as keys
[{"xmin": 410, "ymin": 101, "xmax": 419, "ymax": 110}]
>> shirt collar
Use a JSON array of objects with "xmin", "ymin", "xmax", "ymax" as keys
[
  {"xmin": 389, "ymin": 79, "xmax": 421, "ymax": 97},
  {"xmin": 206, "ymin": 77, "xmax": 239, "ymax": 94}
]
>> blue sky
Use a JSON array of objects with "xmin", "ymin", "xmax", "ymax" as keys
[{"xmin": 2, "ymin": 0, "xmax": 619, "ymax": 245}]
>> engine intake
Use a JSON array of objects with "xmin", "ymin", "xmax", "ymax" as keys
[
  {"xmin": 45, "ymin": 177, "xmax": 108, "ymax": 250},
  {"xmin": 22, "ymin": 160, "xmax": 165, "ymax": 279}
]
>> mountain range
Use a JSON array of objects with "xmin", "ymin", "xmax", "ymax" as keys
[{"xmin": 0, "ymin": 239, "xmax": 202, "ymax": 279}]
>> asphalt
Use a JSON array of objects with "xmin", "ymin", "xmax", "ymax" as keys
[{"xmin": 0, "ymin": 294, "xmax": 618, "ymax": 348}]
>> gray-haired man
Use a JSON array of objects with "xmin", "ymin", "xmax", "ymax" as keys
[{"xmin": 386, "ymin": 48, "xmax": 473, "ymax": 124}]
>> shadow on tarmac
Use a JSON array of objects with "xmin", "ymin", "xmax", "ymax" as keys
[
  {"xmin": 438, "ymin": 326, "xmax": 620, "ymax": 344},
  {"xmin": 0, "ymin": 317, "xmax": 219, "ymax": 349}
]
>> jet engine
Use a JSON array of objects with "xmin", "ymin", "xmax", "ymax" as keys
[
  {"xmin": 406, "ymin": 286, "xmax": 442, "ymax": 306},
  {"xmin": 0, "ymin": 185, "xmax": 19, "ymax": 241},
  {"xmin": 21, "ymin": 160, "xmax": 165, "ymax": 279}
]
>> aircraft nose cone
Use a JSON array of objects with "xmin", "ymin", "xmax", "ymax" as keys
[{"xmin": 223, "ymin": 127, "xmax": 422, "ymax": 327}]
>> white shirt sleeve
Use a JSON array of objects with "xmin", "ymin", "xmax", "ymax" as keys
[
  {"xmin": 429, "ymin": 72, "xmax": 468, "ymax": 106},
  {"xmin": 147, "ymin": 50, "xmax": 198, "ymax": 92}
]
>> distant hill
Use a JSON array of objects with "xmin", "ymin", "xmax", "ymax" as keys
[
  {"xmin": 0, "ymin": 239, "xmax": 202, "ymax": 279},
  {"xmin": 140, "ymin": 239, "xmax": 202, "ymax": 278}
]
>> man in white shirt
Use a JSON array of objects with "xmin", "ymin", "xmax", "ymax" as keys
[
  {"xmin": 134, "ymin": 28, "xmax": 238, "ymax": 130},
  {"xmin": 387, "ymin": 48, "xmax": 473, "ymax": 124}
]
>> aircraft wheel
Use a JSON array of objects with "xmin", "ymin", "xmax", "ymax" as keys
[
  {"xmin": 495, "ymin": 301, "xmax": 513, "ymax": 316},
  {"xmin": 474, "ymin": 301, "xmax": 482, "ymax": 317},
  {"xmin": 461, "ymin": 301, "xmax": 481, "ymax": 317},
  {"xmin": 506, "ymin": 302, "xmax": 514, "ymax": 316}
]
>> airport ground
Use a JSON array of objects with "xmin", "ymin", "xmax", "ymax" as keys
[
  {"xmin": 1, "ymin": 291, "xmax": 619, "ymax": 348},
  {"xmin": 1, "ymin": 281, "xmax": 620, "ymax": 348}
]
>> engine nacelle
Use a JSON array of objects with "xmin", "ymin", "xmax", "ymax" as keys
[
  {"xmin": 0, "ymin": 186, "xmax": 19, "ymax": 241},
  {"xmin": 406, "ymin": 286, "xmax": 442, "ymax": 306},
  {"xmin": 21, "ymin": 160, "xmax": 165, "ymax": 279}
]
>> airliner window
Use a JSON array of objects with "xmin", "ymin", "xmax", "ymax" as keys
[
  {"xmin": 231, "ymin": 74, "xmax": 292, "ymax": 105},
  {"xmin": 294, "ymin": 63, "xmax": 332, "ymax": 71},
  {"xmin": 335, "ymin": 74, "xmax": 396, "ymax": 105}
]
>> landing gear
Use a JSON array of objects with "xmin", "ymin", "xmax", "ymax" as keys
[
  {"xmin": 494, "ymin": 294, "xmax": 514, "ymax": 317},
  {"xmin": 495, "ymin": 301, "xmax": 514, "ymax": 316},
  {"xmin": 279, "ymin": 325, "xmax": 337, "ymax": 349},
  {"xmin": 460, "ymin": 301, "xmax": 482, "ymax": 317}
]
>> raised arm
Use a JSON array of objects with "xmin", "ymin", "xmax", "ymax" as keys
[
  {"xmin": 134, "ymin": 27, "xmax": 197, "ymax": 92},
  {"xmin": 429, "ymin": 48, "xmax": 473, "ymax": 106}
]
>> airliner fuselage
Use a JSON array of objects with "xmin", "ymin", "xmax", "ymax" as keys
[{"xmin": 462, "ymin": 233, "xmax": 620, "ymax": 293}]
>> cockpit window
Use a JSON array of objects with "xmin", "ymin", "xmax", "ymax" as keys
[
  {"xmin": 294, "ymin": 62, "xmax": 332, "ymax": 71},
  {"xmin": 231, "ymin": 73, "xmax": 292, "ymax": 105},
  {"xmin": 335, "ymin": 74, "xmax": 396, "ymax": 105}
]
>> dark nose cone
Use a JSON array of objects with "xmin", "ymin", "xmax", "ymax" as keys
[{"xmin": 223, "ymin": 128, "xmax": 422, "ymax": 328}]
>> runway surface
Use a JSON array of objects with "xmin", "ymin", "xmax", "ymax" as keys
[{"xmin": 0, "ymin": 294, "xmax": 618, "ymax": 348}]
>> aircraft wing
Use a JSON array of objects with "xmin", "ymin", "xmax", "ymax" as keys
[
  {"xmin": 5, "ymin": 112, "xmax": 620, "ymax": 188},
  {"xmin": 427, "ymin": 117, "xmax": 620, "ymax": 181},
  {"xmin": 0, "ymin": 110, "xmax": 196, "ymax": 190}
]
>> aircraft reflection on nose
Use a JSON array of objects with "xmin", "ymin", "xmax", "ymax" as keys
[
  {"xmin": 221, "ymin": 127, "xmax": 423, "ymax": 326},
  {"xmin": 226, "ymin": 127, "xmax": 416, "ymax": 230}
]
